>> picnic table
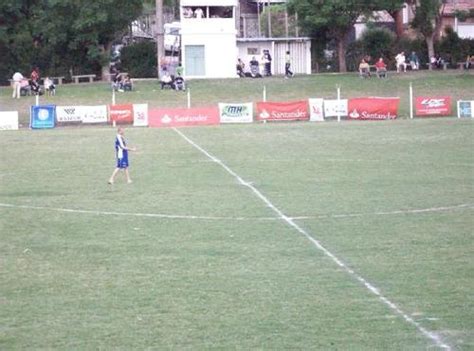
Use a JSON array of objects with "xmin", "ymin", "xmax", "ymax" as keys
[{"xmin": 72, "ymin": 74, "xmax": 96, "ymax": 83}]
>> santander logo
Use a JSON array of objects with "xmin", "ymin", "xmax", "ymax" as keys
[{"xmin": 421, "ymin": 99, "xmax": 446, "ymax": 108}]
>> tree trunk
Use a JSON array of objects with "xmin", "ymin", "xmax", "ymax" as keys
[
  {"xmin": 426, "ymin": 34, "xmax": 435, "ymax": 61},
  {"xmin": 100, "ymin": 42, "xmax": 113, "ymax": 81},
  {"xmin": 393, "ymin": 9, "xmax": 404, "ymax": 39},
  {"xmin": 337, "ymin": 38, "xmax": 347, "ymax": 73},
  {"xmin": 156, "ymin": 0, "xmax": 165, "ymax": 77}
]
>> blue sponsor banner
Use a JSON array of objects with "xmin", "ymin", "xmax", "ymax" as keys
[{"xmin": 30, "ymin": 105, "xmax": 56, "ymax": 129}]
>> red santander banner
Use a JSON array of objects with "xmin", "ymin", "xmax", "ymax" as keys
[
  {"xmin": 415, "ymin": 96, "xmax": 452, "ymax": 116},
  {"xmin": 348, "ymin": 97, "xmax": 399, "ymax": 120},
  {"xmin": 109, "ymin": 104, "xmax": 134, "ymax": 124},
  {"xmin": 149, "ymin": 107, "xmax": 219, "ymax": 128},
  {"xmin": 256, "ymin": 100, "xmax": 309, "ymax": 121}
]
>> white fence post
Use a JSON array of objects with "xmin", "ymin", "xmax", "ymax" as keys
[
  {"xmin": 337, "ymin": 85, "xmax": 341, "ymax": 123},
  {"xmin": 263, "ymin": 85, "xmax": 267, "ymax": 102},
  {"xmin": 187, "ymin": 88, "xmax": 191, "ymax": 108},
  {"xmin": 409, "ymin": 82, "xmax": 414, "ymax": 119}
]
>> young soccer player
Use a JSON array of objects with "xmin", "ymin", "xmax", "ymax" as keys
[{"xmin": 108, "ymin": 127, "xmax": 136, "ymax": 184}]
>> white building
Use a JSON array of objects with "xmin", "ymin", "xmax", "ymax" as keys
[{"xmin": 180, "ymin": 0, "xmax": 238, "ymax": 78}]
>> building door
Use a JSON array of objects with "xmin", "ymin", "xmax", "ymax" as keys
[{"xmin": 185, "ymin": 45, "xmax": 205, "ymax": 76}]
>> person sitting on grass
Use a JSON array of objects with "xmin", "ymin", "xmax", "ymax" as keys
[
  {"xmin": 375, "ymin": 57, "xmax": 387, "ymax": 78},
  {"xmin": 358, "ymin": 58, "xmax": 370, "ymax": 78}
]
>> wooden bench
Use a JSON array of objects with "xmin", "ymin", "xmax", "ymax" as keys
[
  {"xmin": 104, "ymin": 72, "xmax": 129, "ymax": 81},
  {"xmin": 425, "ymin": 62, "xmax": 448, "ymax": 70},
  {"xmin": 72, "ymin": 74, "xmax": 96, "ymax": 83},
  {"xmin": 50, "ymin": 76, "xmax": 65, "ymax": 85}
]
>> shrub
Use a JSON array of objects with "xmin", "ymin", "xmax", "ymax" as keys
[{"xmin": 120, "ymin": 41, "xmax": 157, "ymax": 78}]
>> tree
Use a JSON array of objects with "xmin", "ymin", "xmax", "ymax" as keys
[
  {"xmin": 287, "ymin": 0, "xmax": 404, "ymax": 72},
  {"xmin": 0, "ymin": 0, "xmax": 143, "ymax": 82},
  {"xmin": 411, "ymin": 0, "xmax": 446, "ymax": 60}
]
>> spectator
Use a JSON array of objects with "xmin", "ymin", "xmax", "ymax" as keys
[
  {"xmin": 11, "ymin": 71, "xmax": 24, "ymax": 99},
  {"xmin": 262, "ymin": 50, "xmax": 272, "ymax": 76},
  {"xmin": 358, "ymin": 59, "xmax": 370, "ymax": 78},
  {"xmin": 194, "ymin": 7, "xmax": 204, "ymax": 19},
  {"xmin": 29, "ymin": 67, "xmax": 41, "ymax": 94},
  {"xmin": 183, "ymin": 7, "xmax": 193, "ymax": 18},
  {"xmin": 236, "ymin": 58, "xmax": 245, "ymax": 78},
  {"xmin": 375, "ymin": 57, "xmax": 387, "ymax": 78},
  {"xmin": 285, "ymin": 51, "xmax": 294, "ymax": 78},
  {"xmin": 122, "ymin": 75, "xmax": 132, "ymax": 91},
  {"xmin": 160, "ymin": 69, "xmax": 173, "ymax": 89},
  {"xmin": 44, "ymin": 77, "xmax": 56, "ymax": 96},
  {"xmin": 430, "ymin": 55, "xmax": 437, "ymax": 69},
  {"xmin": 176, "ymin": 63, "xmax": 184, "ymax": 77},
  {"xmin": 395, "ymin": 52, "xmax": 407, "ymax": 73},
  {"xmin": 466, "ymin": 55, "xmax": 474, "ymax": 69},
  {"xmin": 436, "ymin": 56, "xmax": 445, "ymax": 69},
  {"xmin": 408, "ymin": 51, "xmax": 420, "ymax": 70},
  {"xmin": 250, "ymin": 56, "xmax": 262, "ymax": 78}
]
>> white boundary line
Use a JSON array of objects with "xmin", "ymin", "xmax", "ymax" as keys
[
  {"xmin": 0, "ymin": 203, "xmax": 276, "ymax": 221},
  {"xmin": 172, "ymin": 127, "xmax": 451, "ymax": 350},
  {"xmin": 0, "ymin": 202, "xmax": 471, "ymax": 224}
]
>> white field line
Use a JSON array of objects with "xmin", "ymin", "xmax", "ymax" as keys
[
  {"xmin": 173, "ymin": 127, "xmax": 452, "ymax": 350},
  {"xmin": 0, "ymin": 203, "xmax": 275, "ymax": 221},
  {"xmin": 0, "ymin": 202, "xmax": 471, "ymax": 224}
]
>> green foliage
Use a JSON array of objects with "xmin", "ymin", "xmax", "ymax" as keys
[
  {"xmin": 437, "ymin": 27, "xmax": 474, "ymax": 64},
  {"xmin": 260, "ymin": 5, "xmax": 298, "ymax": 38},
  {"xmin": 411, "ymin": 0, "xmax": 442, "ymax": 37},
  {"xmin": 0, "ymin": 0, "xmax": 143, "ymax": 83},
  {"xmin": 120, "ymin": 41, "xmax": 157, "ymax": 78},
  {"xmin": 360, "ymin": 27, "xmax": 396, "ymax": 61}
]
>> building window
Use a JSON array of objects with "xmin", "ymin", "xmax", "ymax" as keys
[{"xmin": 247, "ymin": 48, "xmax": 259, "ymax": 55}]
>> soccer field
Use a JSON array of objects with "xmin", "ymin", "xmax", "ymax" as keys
[{"xmin": 1, "ymin": 119, "xmax": 473, "ymax": 349}]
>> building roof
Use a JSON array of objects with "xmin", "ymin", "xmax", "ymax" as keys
[{"xmin": 444, "ymin": 0, "xmax": 474, "ymax": 15}]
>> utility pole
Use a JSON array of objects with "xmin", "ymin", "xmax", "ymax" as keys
[{"xmin": 156, "ymin": 0, "xmax": 164, "ymax": 78}]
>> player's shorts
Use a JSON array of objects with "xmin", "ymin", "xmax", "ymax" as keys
[{"xmin": 116, "ymin": 154, "xmax": 129, "ymax": 168}]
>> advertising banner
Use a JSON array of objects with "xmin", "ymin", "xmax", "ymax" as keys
[
  {"xmin": 81, "ymin": 105, "xmax": 108, "ymax": 124},
  {"xmin": 348, "ymin": 97, "xmax": 399, "ymax": 120},
  {"xmin": 256, "ymin": 100, "xmax": 309, "ymax": 121},
  {"xmin": 133, "ymin": 104, "xmax": 149, "ymax": 127},
  {"xmin": 324, "ymin": 99, "xmax": 348, "ymax": 118},
  {"xmin": 457, "ymin": 100, "xmax": 474, "ymax": 118},
  {"xmin": 30, "ymin": 105, "xmax": 56, "ymax": 129},
  {"xmin": 149, "ymin": 107, "xmax": 220, "ymax": 128},
  {"xmin": 218, "ymin": 103, "xmax": 253, "ymax": 123},
  {"xmin": 309, "ymin": 98, "xmax": 324, "ymax": 121},
  {"xmin": 109, "ymin": 104, "xmax": 134, "ymax": 124},
  {"xmin": 56, "ymin": 106, "xmax": 84, "ymax": 123},
  {"xmin": 0, "ymin": 111, "xmax": 19, "ymax": 130},
  {"xmin": 415, "ymin": 96, "xmax": 452, "ymax": 116}
]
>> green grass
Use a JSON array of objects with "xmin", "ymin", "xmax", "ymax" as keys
[
  {"xmin": 0, "ymin": 72, "xmax": 473, "ymax": 349},
  {"xmin": 1, "ymin": 70, "xmax": 473, "ymax": 125}
]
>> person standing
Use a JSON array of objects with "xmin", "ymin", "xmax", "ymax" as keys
[
  {"xmin": 11, "ymin": 71, "xmax": 24, "ymax": 99},
  {"xmin": 108, "ymin": 127, "xmax": 136, "ymax": 184},
  {"xmin": 262, "ymin": 50, "xmax": 272, "ymax": 76},
  {"xmin": 285, "ymin": 51, "xmax": 294, "ymax": 78}
]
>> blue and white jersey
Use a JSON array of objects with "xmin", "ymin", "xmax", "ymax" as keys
[{"xmin": 115, "ymin": 134, "xmax": 129, "ymax": 168}]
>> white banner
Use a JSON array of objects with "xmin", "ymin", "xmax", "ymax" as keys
[
  {"xmin": 56, "ymin": 106, "xmax": 83, "ymax": 122},
  {"xmin": 309, "ymin": 98, "xmax": 324, "ymax": 122},
  {"xmin": 218, "ymin": 103, "xmax": 253, "ymax": 123},
  {"xmin": 81, "ymin": 105, "xmax": 108, "ymax": 124},
  {"xmin": 0, "ymin": 111, "xmax": 19, "ymax": 130},
  {"xmin": 133, "ymin": 104, "xmax": 149, "ymax": 127},
  {"xmin": 457, "ymin": 100, "xmax": 474, "ymax": 118},
  {"xmin": 324, "ymin": 99, "xmax": 348, "ymax": 117}
]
